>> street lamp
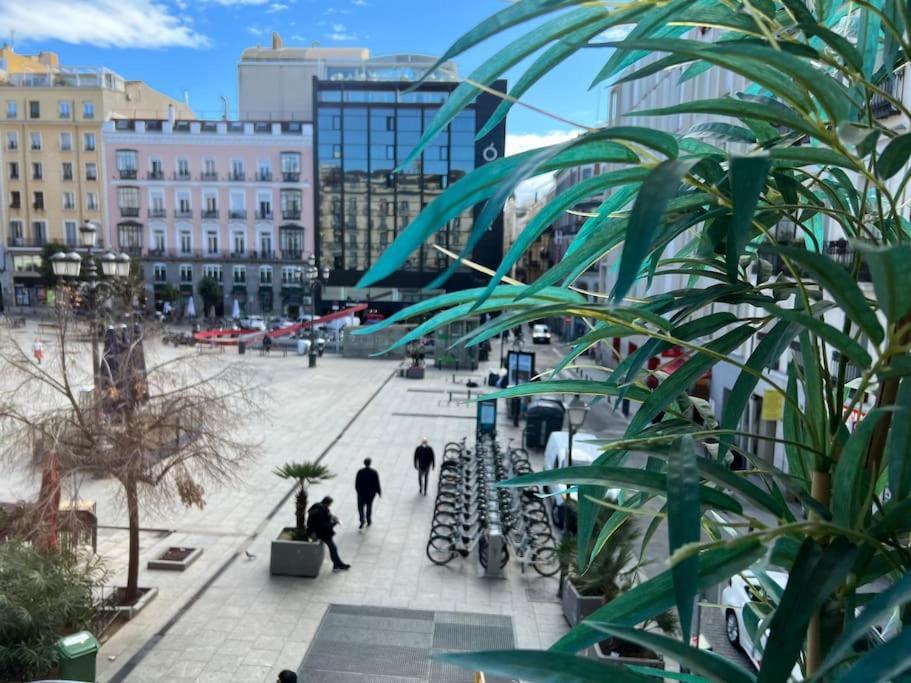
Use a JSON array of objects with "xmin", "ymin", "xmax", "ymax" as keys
[
  {"xmin": 297, "ymin": 253, "xmax": 330, "ymax": 368},
  {"xmin": 566, "ymin": 394, "xmax": 590, "ymax": 468}
]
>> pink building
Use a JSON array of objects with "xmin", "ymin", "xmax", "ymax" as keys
[{"xmin": 102, "ymin": 118, "xmax": 313, "ymax": 317}]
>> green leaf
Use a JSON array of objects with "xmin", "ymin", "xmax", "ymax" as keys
[
  {"xmin": 613, "ymin": 158, "xmax": 699, "ymax": 301},
  {"xmin": 822, "ymin": 572, "xmax": 911, "ymax": 676},
  {"xmin": 552, "ymin": 540, "xmax": 766, "ymax": 653},
  {"xmin": 768, "ymin": 146, "xmax": 857, "ymax": 168},
  {"xmin": 500, "ymin": 466, "xmax": 742, "ymax": 513},
  {"xmin": 832, "ymin": 411, "xmax": 884, "ymax": 527},
  {"xmin": 757, "ymin": 538, "xmax": 859, "ymax": 683},
  {"xmin": 688, "ymin": 122, "xmax": 758, "ymax": 144},
  {"xmin": 435, "ymin": 649, "xmax": 654, "ymax": 683},
  {"xmin": 834, "ymin": 629, "xmax": 911, "ymax": 683},
  {"xmin": 667, "ymin": 437, "xmax": 701, "ymax": 643},
  {"xmin": 854, "ymin": 242, "xmax": 911, "ymax": 322},
  {"xmin": 591, "ymin": 625, "xmax": 757, "ymax": 683},
  {"xmin": 769, "ymin": 245, "xmax": 883, "ymax": 345},
  {"xmin": 886, "ymin": 378, "xmax": 911, "ymax": 501},
  {"xmin": 728, "ymin": 156, "xmax": 773, "ymax": 282}
]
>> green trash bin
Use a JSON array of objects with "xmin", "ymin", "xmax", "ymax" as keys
[{"xmin": 56, "ymin": 631, "xmax": 99, "ymax": 682}]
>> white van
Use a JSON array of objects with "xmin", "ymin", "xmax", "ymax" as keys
[{"xmin": 532, "ymin": 324, "xmax": 551, "ymax": 344}]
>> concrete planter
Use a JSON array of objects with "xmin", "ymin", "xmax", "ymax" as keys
[
  {"xmin": 405, "ymin": 366, "xmax": 425, "ymax": 379},
  {"xmin": 589, "ymin": 639, "xmax": 664, "ymax": 670},
  {"xmin": 112, "ymin": 586, "xmax": 159, "ymax": 620},
  {"xmin": 561, "ymin": 578, "xmax": 604, "ymax": 626},
  {"xmin": 270, "ymin": 528, "xmax": 324, "ymax": 577},
  {"xmin": 147, "ymin": 546, "xmax": 202, "ymax": 571}
]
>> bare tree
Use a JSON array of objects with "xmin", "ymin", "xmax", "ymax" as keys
[{"xmin": 0, "ymin": 298, "xmax": 260, "ymax": 605}]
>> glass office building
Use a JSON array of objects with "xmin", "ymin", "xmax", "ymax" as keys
[{"xmin": 313, "ymin": 79, "xmax": 507, "ymax": 310}]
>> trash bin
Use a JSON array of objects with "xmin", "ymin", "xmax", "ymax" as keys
[
  {"xmin": 56, "ymin": 631, "xmax": 98, "ymax": 682},
  {"xmin": 297, "ymin": 339, "xmax": 307, "ymax": 356},
  {"xmin": 525, "ymin": 398, "xmax": 565, "ymax": 449},
  {"xmin": 238, "ymin": 340, "xmax": 246, "ymax": 355}
]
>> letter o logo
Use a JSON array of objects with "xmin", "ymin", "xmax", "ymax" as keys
[{"xmin": 482, "ymin": 143, "xmax": 499, "ymax": 162}]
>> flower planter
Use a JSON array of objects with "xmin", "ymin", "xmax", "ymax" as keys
[
  {"xmin": 111, "ymin": 586, "xmax": 158, "ymax": 620},
  {"xmin": 561, "ymin": 578, "xmax": 604, "ymax": 626},
  {"xmin": 147, "ymin": 546, "xmax": 202, "ymax": 571},
  {"xmin": 270, "ymin": 527, "xmax": 324, "ymax": 577},
  {"xmin": 589, "ymin": 638, "xmax": 664, "ymax": 670},
  {"xmin": 405, "ymin": 366, "xmax": 425, "ymax": 379}
]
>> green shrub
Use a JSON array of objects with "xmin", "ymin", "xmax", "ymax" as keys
[{"xmin": 0, "ymin": 542, "xmax": 106, "ymax": 680}]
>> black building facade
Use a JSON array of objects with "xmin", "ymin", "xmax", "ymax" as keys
[{"xmin": 313, "ymin": 78, "xmax": 507, "ymax": 311}]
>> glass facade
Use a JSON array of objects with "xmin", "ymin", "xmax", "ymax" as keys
[{"xmin": 316, "ymin": 84, "xmax": 478, "ymax": 279}]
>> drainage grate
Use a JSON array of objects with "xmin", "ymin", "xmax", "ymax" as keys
[{"xmin": 301, "ymin": 605, "xmax": 516, "ymax": 683}]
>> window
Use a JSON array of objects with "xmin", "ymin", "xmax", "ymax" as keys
[
  {"xmin": 281, "ymin": 266, "xmax": 298, "ymax": 285},
  {"xmin": 229, "ymin": 191, "xmax": 246, "ymax": 218},
  {"xmin": 59, "ymin": 132, "xmax": 72, "ymax": 151},
  {"xmin": 257, "ymin": 191, "xmax": 272, "ymax": 219},
  {"xmin": 116, "ymin": 150, "xmax": 138, "ymax": 178},
  {"xmin": 64, "ymin": 221, "xmax": 77, "ymax": 246},
  {"xmin": 32, "ymin": 162, "xmax": 42, "ymax": 180},
  {"xmin": 33, "ymin": 192, "xmax": 44, "ymax": 210},
  {"xmin": 149, "ymin": 158, "xmax": 163, "ymax": 179},
  {"xmin": 118, "ymin": 187, "xmax": 140, "ymax": 216},
  {"xmin": 257, "ymin": 159, "xmax": 271, "ymax": 181},
  {"xmin": 62, "ymin": 191, "xmax": 75, "ymax": 210},
  {"xmin": 117, "ymin": 223, "xmax": 143, "ymax": 253},
  {"xmin": 6, "ymin": 100, "xmax": 16, "ymax": 118},
  {"xmin": 203, "ymin": 264, "xmax": 223, "ymax": 281},
  {"xmin": 202, "ymin": 158, "xmax": 217, "ymax": 180},
  {"xmin": 86, "ymin": 192, "xmax": 98, "ymax": 210},
  {"xmin": 206, "ymin": 231, "xmax": 219, "ymax": 254},
  {"xmin": 149, "ymin": 192, "xmax": 165, "ymax": 217},
  {"xmin": 10, "ymin": 191, "xmax": 20, "ymax": 209},
  {"xmin": 29, "ymin": 101, "xmax": 40, "ymax": 119},
  {"xmin": 153, "ymin": 230, "xmax": 165, "ymax": 253},
  {"xmin": 231, "ymin": 159, "xmax": 245, "ymax": 180},
  {"xmin": 30, "ymin": 132, "xmax": 41, "ymax": 150},
  {"xmin": 58, "ymin": 101, "xmax": 71, "ymax": 119},
  {"xmin": 177, "ymin": 158, "xmax": 190, "ymax": 179},
  {"xmin": 232, "ymin": 231, "xmax": 246, "ymax": 255},
  {"xmin": 7, "ymin": 132, "xmax": 17, "ymax": 150},
  {"xmin": 280, "ymin": 152, "xmax": 301, "ymax": 180},
  {"xmin": 180, "ymin": 231, "xmax": 192, "ymax": 254},
  {"xmin": 83, "ymin": 133, "xmax": 96, "ymax": 151},
  {"xmin": 260, "ymin": 232, "xmax": 272, "ymax": 256},
  {"xmin": 62, "ymin": 162, "xmax": 73, "ymax": 181},
  {"xmin": 281, "ymin": 190, "xmax": 302, "ymax": 219},
  {"xmin": 153, "ymin": 264, "xmax": 167, "ymax": 283},
  {"xmin": 233, "ymin": 266, "xmax": 246, "ymax": 285},
  {"xmin": 176, "ymin": 191, "xmax": 191, "ymax": 216},
  {"xmin": 83, "ymin": 101, "xmax": 95, "ymax": 119},
  {"xmin": 9, "ymin": 220, "xmax": 24, "ymax": 245},
  {"xmin": 259, "ymin": 266, "xmax": 273, "ymax": 285},
  {"xmin": 179, "ymin": 264, "xmax": 193, "ymax": 283},
  {"xmin": 203, "ymin": 192, "xmax": 218, "ymax": 217},
  {"xmin": 8, "ymin": 162, "xmax": 18, "ymax": 180},
  {"xmin": 32, "ymin": 221, "xmax": 47, "ymax": 245},
  {"xmin": 85, "ymin": 163, "xmax": 97, "ymax": 181}
]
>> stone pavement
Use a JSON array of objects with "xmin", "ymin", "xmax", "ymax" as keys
[{"xmin": 91, "ymin": 353, "xmax": 568, "ymax": 682}]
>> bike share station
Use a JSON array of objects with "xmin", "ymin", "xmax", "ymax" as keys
[{"xmin": 424, "ymin": 351, "xmax": 561, "ymax": 580}]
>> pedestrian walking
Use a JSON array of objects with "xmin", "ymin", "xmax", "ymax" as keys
[
  {"xmin": 32, "ymin": 338, "xmax": 44, "ymax": 365},
  {"xmin": 354, "ymin": 458, "xmax": 381, "ymax": 529},
  {"xmin": 414, "ymin": 438, "xmax": 435, "ymax": 496},
  {"xmin": 277, "ymin": 670, "xmax": 298, "ymax": 683},
  {"xmin": 306, "ymin": 496, "xmax": 350, "ymax": 570}
]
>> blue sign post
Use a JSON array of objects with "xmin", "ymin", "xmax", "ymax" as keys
[{"xmin": 477, "ymin": 399, "xmax": 497, "ymax": 438}]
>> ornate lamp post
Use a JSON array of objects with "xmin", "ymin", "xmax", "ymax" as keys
[
  {"xmin": 565, "ymin": 394, "xmax": 590, "ymax": 467},
  {"xmin": 298, "ymin": 254, "xmax": 330, "ymax": 368}
]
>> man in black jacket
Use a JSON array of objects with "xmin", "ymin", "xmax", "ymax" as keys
[
  {"xmin": 306, "ymin": 496, "xmax": 350, "ymax": 570},
  {"xmin": 414, "ymin": 439, "xmax": 435, "ymax": 496},
  {"xmin": 354, "ymin": 458, "xmax": 381, "ymax": 529}
]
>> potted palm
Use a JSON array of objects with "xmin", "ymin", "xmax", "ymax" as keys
[
  {"xmin": 271, "ymin": 461, "xmax": 334, "ymax": 577},
  {"xmin": 405, "ymin": 341, "xmax": 426, "ymax": 379}
]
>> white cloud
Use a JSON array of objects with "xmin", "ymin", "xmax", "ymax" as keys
[
  {"xmin": 595, "ymin": 25, "xmax": 633, "ymax": 43},
  {"xmin": 267, "ymin": 2, "xmax": 288, "ymax": 11},
  {"xmin": 247, "ymin": 25, "xmax": 266, "ymax": 36},
  {"xmin": 507, "ymin": 130, "xmax": 580, "ymax": 205},
  {"xmin": 0, "ymin": 0, "xmax": 207, "ymax": 48},
  {"xmin": 352, "ymin": 0, "xmax": 367, "ymax": 5},
  {"xmin": 324, "ymin": 6, "xmax": 350, "ymax": 14},
  {"xmin": 204, "ymin": 0, "xmax": 269, "ymax": 5},
  {"xmin": 327, "ymin": 21, "xmax": 358, "ymax": 40}
]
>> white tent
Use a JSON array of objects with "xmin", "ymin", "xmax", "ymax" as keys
[
  {"xmin": 231, "ymin": 299, "xmax": 241, "ymax": 320},
  {"xmin": 185, "ymin": 296, "xmax": 196, "ymax": 319}
]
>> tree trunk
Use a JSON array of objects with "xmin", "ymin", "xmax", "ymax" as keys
[
  {"xmin": 295, "ymin": 488, "xmax": 308, "ymax": 530},
  {"xmin": 124, "ymin": 478, "xmax": 141, "ymax": 605}
]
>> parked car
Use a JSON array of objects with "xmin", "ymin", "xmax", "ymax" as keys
[
  {"xmin": 239, "ymin": 315, "xmax": 266, "ymax": 331},
  {"xmin": 543, "ymin": 431, "xmax": 621, "ymax": 527},
  {"xmin": 268, "ymin": 317, "xmax": 295, "ymax": 331},
  {"xmin": 532, "ymin": 324, "xmax": 551, "ymax": 344}
]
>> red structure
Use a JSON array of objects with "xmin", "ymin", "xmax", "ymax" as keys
[{"xmin": 192, "ymin": 304, "xmax": 368, "ymax": 346}]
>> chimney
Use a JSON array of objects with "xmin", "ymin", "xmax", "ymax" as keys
[
  {"xmin": 167, "ymin": 103, "xmax": 176, "ymax": 126},
  {"xmin": 272, "ymin": 32, "xmax": 283, "ymax": 49}
]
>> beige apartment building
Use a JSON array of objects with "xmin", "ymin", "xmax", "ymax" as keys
[{"xmin": 0, "ymin": 46, "xmax": 190, "ymax": 308}]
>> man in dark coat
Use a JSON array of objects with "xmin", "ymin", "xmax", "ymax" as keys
[
  {"xmin": 306, "ymin": 496, "xmax": 349, "ymax": 570},
  {"xmin": 414, "ymin": 438, "xmax": 435, "ymax": 496},
  {"xmin": 354, "ymin": 458, "xmax": 381, "ymax": 529}
]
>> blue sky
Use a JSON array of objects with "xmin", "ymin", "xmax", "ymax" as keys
[{"xmin": 0, "ymin": 1, "xmax": 610, "ymax": 150}]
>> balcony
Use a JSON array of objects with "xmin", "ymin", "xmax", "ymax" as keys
[
  {"xmin": 174, "ymin": 171, "xmax": 191, "ymax": 181},
  {"xmin": 6, "ymin": 237, "xmax": 50, "ymax": 248},
  {"xmin": 9, "ymin": 171, "xmax": 18, "ymax": 180},
  {"xmin": 63, "ymin": 203, "xmax": 76, "ymax": 211},
  {"xmin": 257, "ymin": 171, "xmax": 273, "ymax": 182},
  {"xmin": 230, "ymin": 251, "xmax": 247, "ymax": 260},
  {"xmin": 119, "ymin": 245, "xmax": 143, "ymax": 257},
  {"xmin": 148, "ymin": 208, "xmax": 167, "ymax": 218},
  {"xmin": 282, "ymin": 250, "xmax": 303, "ymax": 260},
  {"xmin": 120, "ymin": 207, "xmax": 140, "ymax": 217},
  {"xmin": 229, "ymin": 209, "xmax": 247, "ymax": 219},
  {"xmin": 33, "ymin": 202, "xmax": 45, "ymax": 211},
  {"xmin": 769, "ymin": 240, "xmax": 872, "ymax": 282},
  {"xmin": 202, "ymin": 209, "xmax": 219, "ymax": 219},
  {"xmin": 282, "ymin": 172, "xmax": 300, "ymax": 182},
  {"xmin": 147, "ymin": 170, "xmax": 164, "ymax": 180},
  {"xmin": 282, "ymin": 209, "xmax": 302, "ymax": 220},
  {"xmin": 62, "ymin": 172, "xmax": 73, "ymax": 181},
  {"xmin": 86, "ymin": 174, "xmax": 98, "ymax": 182},
  {"xmin": 175, "ymin": 209, "xmax": 193, "ymax": 218},
  {"xmin": 119, "ymin": 169, "xmax": 137, "ymax": 180},
  {"xmin": 7, "ymin": 143, "xmax": 17, "ymax": 151},
  {"xmin": 872, "ymin": 68, "xmax": 905, "ymax": 118},
  {"xmin": 256, "ymin": 210, "xmax": 273, "ymax": 220},
  {"xmin": 9, "ymin": 201, "xmax": 20, "ymax": 210},
  {"xmin": 200, "ymin": 172, "xmax": 219, "ymax": 181},
  {"xmin": 32, "ymin": 172, "xmax": 42, "ymax": 181},
  {"xmin": 230, "ymin": 172, "xmax": 246, "ymax": 181}
]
